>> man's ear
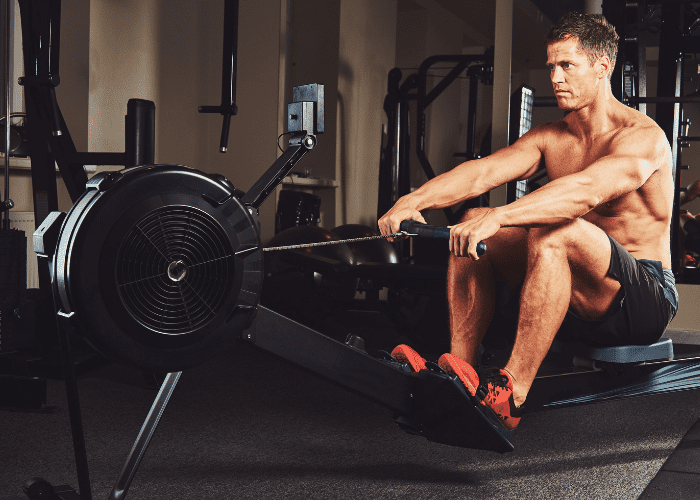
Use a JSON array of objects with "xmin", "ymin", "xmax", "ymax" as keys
[{"xmin": 597, "ymin": 55, "xmax": 611, "ymax": 79}]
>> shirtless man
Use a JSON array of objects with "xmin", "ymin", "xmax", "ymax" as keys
[{"xmin": 378, "ymin": 12, "xmax": 678, "ymax": 430}]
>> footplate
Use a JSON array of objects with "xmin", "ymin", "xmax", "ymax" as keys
[{"xmin": 393, "ymin": 367, "xmax": 516, "ymax": 453}]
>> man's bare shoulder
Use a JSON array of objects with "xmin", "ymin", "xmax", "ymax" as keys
[
  {"xmin": 526, "ymin": 120, "xmax": 570, "ymax": 136},
  {"xmin": 516, "ymin": 121, "xmax": 570, "ymax": 147},
  {"xmin": 609, "ymin": 107, "xmax": 670, "ymax": 158},
  {"xmin": 532, "ymin": 106, "xmax": 665, "ymax": 140}
]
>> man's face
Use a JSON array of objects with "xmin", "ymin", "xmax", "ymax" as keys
[{"xmin": 547, "ymin": 37, "xmax": 605, "ymax": 111}]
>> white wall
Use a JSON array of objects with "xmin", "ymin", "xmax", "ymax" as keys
[
  {"xmin": 88, "ymin": 0, "xmax": 282, "ymax": 242},
  {"xmin": 88, "ymin": 1, "xmax": 158, "ymax": 154},
  {"xmin": 336, "ymin": 0, "xmax": 397, "ymax": 228},
  {"xmin": 395, "ymin": 0, "xmax": 475, "ymax": 227},
  {"xmin": 395, "ymin": 0, "xmax": 428, "ymax": 198},
  {"xmin": 669, "ymin": 285, "xmax": 700, "ymax": 330}
]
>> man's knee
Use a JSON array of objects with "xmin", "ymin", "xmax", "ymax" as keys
[
  {"xmin": 527, "ymin": 219, "xmax": 584, "ymax": 256},
  {"xmin": 460, "ymin": 207, "xmax": 490, "ymax": 223}
]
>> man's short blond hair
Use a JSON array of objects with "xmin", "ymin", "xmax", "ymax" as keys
[{"xmin": 545, "ymin": 12, "xmax": 620, "ymax": 79}]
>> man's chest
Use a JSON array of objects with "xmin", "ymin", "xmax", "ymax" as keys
[{"xmin": 543, "ymin": 135, "xmax": 613, "ymax": 180}]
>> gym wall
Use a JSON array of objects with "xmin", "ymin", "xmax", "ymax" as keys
[
  {"xmin": 1, "ymin": 0, "xmax": 283, "ymax": 244},
  {"xmin": 336, "ymin": 0, "xmax": 398, "ymax": 228},
  {"xmin": 88, "ymin": 0, "xmax": 282, "ymax": 243}
]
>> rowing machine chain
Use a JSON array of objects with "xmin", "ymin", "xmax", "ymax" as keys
[{"xmin": 263, "ymin": 232, "xmax": 415, "ymax": 252}]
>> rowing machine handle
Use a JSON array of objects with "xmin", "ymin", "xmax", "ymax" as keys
[{"xmin": 399, "ymin": 220, "xmax": 487, "ymax": 256}]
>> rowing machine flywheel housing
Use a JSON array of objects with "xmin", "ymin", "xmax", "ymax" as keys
[{"xmin": 53, "ymin": 165, "xmax": 263, "ymax": 372}]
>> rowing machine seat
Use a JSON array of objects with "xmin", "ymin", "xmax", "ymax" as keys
[{"xmin": 549, "ymin": 337, "xmax": 674, "ymax": 364}]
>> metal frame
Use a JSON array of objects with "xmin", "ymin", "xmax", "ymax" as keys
[
  {"xmin": 198, "ymin": 0, "xmax": 239, "ymax": 153},
  {"xmin": 612, "ymin": 1, "xmax": 700, "ymax": 282},
  {"xmin": 2, "ymin": 0, "xmax": 12, "ymax": 228},
  {"xmin": 378, "ymin": 52, "xmax": 493, "ymax": 230},
  {"xmin": 16, "ymin": 0, "xmax": 129, "ymax": 350}
]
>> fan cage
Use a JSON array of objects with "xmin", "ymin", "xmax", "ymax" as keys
[{"xmin": 115, "ymin": 205, "xmax": 235, "ymax": 335}]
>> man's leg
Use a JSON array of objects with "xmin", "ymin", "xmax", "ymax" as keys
[
  {"xmin": 504, "ymin": 218, "xmax": 622, "ymax": 406},
  {"xmin": 447, "ymin": 208, "xmax": 528, "ymax": 366}
]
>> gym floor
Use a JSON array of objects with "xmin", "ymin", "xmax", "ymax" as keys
[{"xmin": 2, "ymin": 312, "xmax": 700, "ymax": 500}]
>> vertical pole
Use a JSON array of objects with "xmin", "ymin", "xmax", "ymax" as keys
[
  {"xmin": 466, "ymin": 75, "xmax": 478, "ymax": 160},
  {"xmin": 393, "ymin": 101, "xmax": 401, "ymax": 206},
  {"xmin": 656, "ymin": 2, "xmax": 683, "ymax": 273},
  {"xmin": 636, "ymin": 1, "xmax": 647, "ymax": 116},
  {"xmin": 219, "ymin": 0, "xmax": 239, "ymax": 153},
  {"xmin": 3, "ymin": 0, "xmax": 10, "ymax": 229},
  {"xmin": 602, "ymin": 0, "xmax": 625, "ymax": 103},
  {"xmin": 489, "ymin": 0, "xmax": 512, "ymax": 208},
  {"xmin": 222, "ymin": 0, "xmax": 239, "ymax": 115}
]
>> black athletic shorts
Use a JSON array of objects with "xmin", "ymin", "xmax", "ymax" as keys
[{"xmin": 556, "ymin": 234, "xmax": 679, "ymax": 347}]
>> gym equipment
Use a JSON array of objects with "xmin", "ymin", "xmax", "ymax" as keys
[
  {"xmin": 378, "ymin": 52, "xmax": 493, "ymax": 228},
  {"xmin": 262, "ymin": 225, "xmax": 356, "ymax": 322},
  {"xmin": 0, "ymin": 0, "xmax": 34, "ymax": 355},
  {"xmin": 264, "ymin": 225, "xmax": 356, "ymax": 273},
  {"xmin": 0, "ymin": 227, "xmax": 35, "ymax": 351},
  {"xmin": 331, "ymin": 224, "xmax": 398, "ymax": 265},
  {"xmin": 2, "ymin": 0, "xmax": 11, "ymax": 230},
  {"xmin": 275, "ymin": 190, "xmax": 321, "ymax": 234},
  {"xmin": 124, "ymin": 100, "xmax": 155, "ymax": 167},
  {"xmin": 198, "ymin": 0, "xmax": 240, "ymax": 153},
  {"xmin": 608, "ymin": 1, "xmax": 700, "ymax": 280},
  {"xmin": 0, "ymin": 113, "xmax": 29, "ymax": 157},
  {"xmin": 15, "ymin": 3, "xmax": 700, "ymax": 500},
  {"xmin": 46, "ymin": 165, "xmax": 263, "ymax": 373},
  {"xmin": 31, "ymin": 136, "xmax": 517, "ymax": 500},
  {"xmin": 263, "ymin": 220, "xmax": 486, "ymax": 255},
  {"xmin": 681, "ymin": 214, "xmax": 700, "ymax": 255},
  {"xmin": 550, "ymin": 338, "xmax": 674, "ymax": 366}
]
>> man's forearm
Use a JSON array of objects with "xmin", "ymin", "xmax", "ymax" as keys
[
  {"xmin": 399, "ymin": 162, "xmax": 489, "ymax": 212},
  {"xmin": 493, "ymin": 175, "xmax": 596, "ymax": 228}
]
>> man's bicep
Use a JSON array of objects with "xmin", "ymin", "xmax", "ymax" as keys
[
  {"xmin": 585, "ymin": 127, "xmax": 667, "ymax": 190},
  {"xmin": 581, "ymin": 154, "xmax": 659, "ymax": 205},
  {"xmin": 612, "ymin": 126, "xmax": 670, "ymax": 177}
]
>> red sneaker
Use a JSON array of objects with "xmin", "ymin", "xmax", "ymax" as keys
[
  {"xmin": 477, "ymin": 368, "xmax": 523, "ymax": 430},
  {"xmin": 438, "ymin": 355, "xmax": 523, "ymax": 430},
  {"xmin": 391, "ymin": 344, "xmax": 427, "ymax": 372},
  {"xmin": 437, "ymin": 353, "xmax": 480, "ymax": 397}
]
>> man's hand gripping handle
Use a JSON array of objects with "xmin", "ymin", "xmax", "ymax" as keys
[{"xmin": 399, "ymin": 220, "xmax": 487, "ymax": 256}]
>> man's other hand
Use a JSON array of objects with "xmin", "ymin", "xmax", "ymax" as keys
[
  {"xmin": 449, "ymin": 208, "xmax": 501, "ymax": 260},
  {"xmin": 378, "ymin": 197, "xmax": 426, "ymax": 242}
]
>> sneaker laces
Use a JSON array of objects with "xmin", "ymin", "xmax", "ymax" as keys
[{"xmin": 479, "ymin": 367, "xmax": 510, "ymax": 390}]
